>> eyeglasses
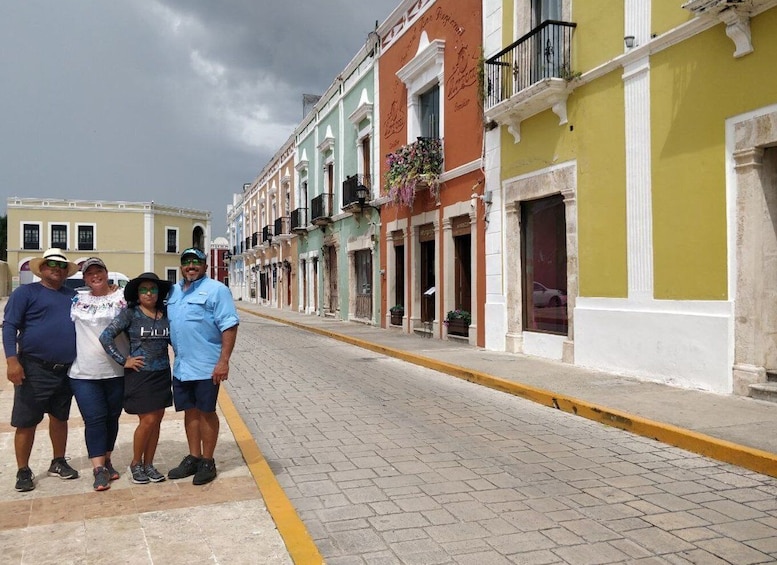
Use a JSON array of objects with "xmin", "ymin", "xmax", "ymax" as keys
[
  {"xmin": 137, "ymin": 287, "xmax": 159, "ymax": 295},
  {"xmin": 45, "ymin": 260, "xmax": 69, "ymax": 269},
  {"xmin": 181, "ymin": 258, "xmax": 204, "ymax": 266}
]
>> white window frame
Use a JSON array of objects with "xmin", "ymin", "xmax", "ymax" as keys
[
  {"xmin": 21, "ymin": 222, "xmax": 42, "ymax": 251},
  {"xmin": 396, "ymin": 31, "xmax": 445, "ymax": 144},
  {"xmin": 48, "ymin": 222, "xmax": 69, "ymax": 251},
  {"xmin": 166, "ymin": 268, "xmax": 178, "ymax": 284}
]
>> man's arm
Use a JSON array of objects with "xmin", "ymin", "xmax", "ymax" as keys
[
  {"xmin": 211, "ymin": 325, "xmax": 238, "ymax": 384},
  {"xmin": 3, "ymin": 290, "xmax": 25, "ymax": 385}
]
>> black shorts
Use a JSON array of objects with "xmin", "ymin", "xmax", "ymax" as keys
[
  {"xmin": 11, "ymin": 356, "xmax": 73, "ymax": 428},
  {"xmin": 172, "ymin": 377, "xmax": 219, "ymax": 413},
  {"xmin": 124, "ymin": 368, "xmax": 173, "ymax": 415}
]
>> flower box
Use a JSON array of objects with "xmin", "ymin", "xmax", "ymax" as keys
[{"xmin": 446, "ymin": 318, "xmax": 469, "ymax": 337}]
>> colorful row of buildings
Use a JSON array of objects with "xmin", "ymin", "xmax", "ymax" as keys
[{"xmin": 226, "ymin": 0, "xmax": 776, "ymax": 397}]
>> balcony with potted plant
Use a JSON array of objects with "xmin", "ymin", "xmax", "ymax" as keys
[{"xmin": 384, "ymin": 137, "xmax": 443, "ymax": 208}]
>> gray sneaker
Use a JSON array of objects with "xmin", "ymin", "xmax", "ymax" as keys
[
  {"xmin": 129, "ymin": 463, "xmax": 150, "ymax": 484},
  {"xmin": 144, "ymin": 464, "xmax": 166, "ymax": 483}
]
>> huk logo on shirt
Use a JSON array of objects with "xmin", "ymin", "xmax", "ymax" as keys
[{"xmin": 140, "ymin": 325, "xmax": 169, "ymax": 338}]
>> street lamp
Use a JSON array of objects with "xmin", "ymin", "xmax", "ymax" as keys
[{"xmin": 356, "ymin": 184, "xmax": 371, "ymax": 211}]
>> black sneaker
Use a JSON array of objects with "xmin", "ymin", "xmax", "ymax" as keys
[
  {"xmin": 47, "ymin": 457, "xmax": 79, "ymax": 480},
  {"xmin": 167, "ymin": 455, "xmax": 201, "ymax": 480},
  {"xmin": 15, "ymin": 467, "xmax": 35, "ymax": 492},
  {"xmin": 93, "ymin": 467, "xmax": 111, "ymax": 491},
  {"xmin": 144, "ymin": 464, "xmax": 166, "ymax": 483},
  {"xmin": 129, "ymin": 463, "xmax": 150, "ymax": 484},
  {"xmin": 193, "ymin": 458, "xmax": 217, "ymax": 485}
]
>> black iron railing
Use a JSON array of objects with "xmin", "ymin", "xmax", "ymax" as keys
[
  {"xmin": 262, "ymin": 225, "xmax": 273, "ymax": 243},
  {"xmin": 485, "ymin": 20, "xmax": 576, "ymax": 109},
  {"xmin": 311, "ymin": 193, "xmax": 333, "ymax": 224},
  {"xmin": 274, "ymin": 216, "xmax": 289, "ymax": 237},
  {"xmin": 243, "ymin": 237, "xmax": 250, "ymax": 252},
  {"xmin": 291, "ymin": 208, "xmax": 308, "ymax": 231},
  {"xmin": 342, "ymin": 174, "xmax": 372, "ymax": 209},
  {"xmin": 251, "ymin": 232, "xmax": 259, "ymax": 247}
]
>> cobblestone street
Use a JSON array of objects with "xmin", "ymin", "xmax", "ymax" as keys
[{"xmin": 228, "ymin": 314, "xmax": 777, "ymax": 564}]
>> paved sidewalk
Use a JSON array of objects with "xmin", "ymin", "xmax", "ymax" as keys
[{"xmin": 236, "ymin": 302, "xmax": 777, "ymax": 479}]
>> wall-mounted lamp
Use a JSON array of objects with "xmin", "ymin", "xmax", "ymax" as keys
[
  {"xmin": 356, "ymin": 184, "xmax": 379, "ymax": 212},
  {"xmin": 624, "ymin": 35, "xmax": 636, "ymax": 49}
]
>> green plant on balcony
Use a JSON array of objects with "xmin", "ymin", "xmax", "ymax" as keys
[
  {"xmin": 384, "ymin": 137, "xmax": 443, "ymax": 207},
  {"xmin": 389, "ymin": 304, "xmax": 404, "ymax": 314}
]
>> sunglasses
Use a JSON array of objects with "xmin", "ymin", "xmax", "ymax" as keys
[
  {"xmin": 45, "ymin": 260, "xmax": 69, "ymax": 269},
  {"xmin": 181, "ymin": 258, "xmax": 204, "ymax": 266},
  {"xmin": 137, "ymin": 287, "xmax": 159, "ymax": 295}
]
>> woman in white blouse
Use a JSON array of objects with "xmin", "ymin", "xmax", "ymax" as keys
[{"xmin": 69, "ymin": 257, "xmax": 128, "ymax": 492}]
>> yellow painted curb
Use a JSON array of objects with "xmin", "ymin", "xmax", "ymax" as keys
[
  {"xmin": 240, "ymin": 306, "xmax": 777, "ymax": 479},
  {"xmin": 219, "ymin": 386, "xmax": 324, "ymax": 565}
]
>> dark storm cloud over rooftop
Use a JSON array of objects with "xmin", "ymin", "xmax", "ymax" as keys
[{"xmin": 0, "ymin": 1, "xmax": 395, "ymax": 236}]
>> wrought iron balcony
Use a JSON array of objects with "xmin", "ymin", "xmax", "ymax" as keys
[
  {"xmin": 485, "ymin": 20, "xmax": 576, "ymax": 110},
  {"xmin": 251, "ymin": 231, "xmax": 259, "ymax": 248},
  {"xmin": 311, "ymin": 193, "xmax": 333, "ymax": 226},
  {"xmin": 262, "ymin": 225, "xmax": 273, "ymax": 243},
  {"xmin": 342, "ymin": 174, "xmax": 372, "ymax": 209},
  {"xmin": 290, "ymin": 207, "xmax": 308, "ymax": 232},
  {"xmin": 274, "ymin": 216, "xmax": 290, "ymax": 239},
  {"xmin": 243, "ymin": 237, "xmax": 250, "ymax": 253}
]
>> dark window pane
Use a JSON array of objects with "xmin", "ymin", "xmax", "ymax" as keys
[
  {"xmin": 521, "ymin": 194, "xmax": 568, "ymax": 335},
  {"xmin": 78, "ymin": 225, "xmax": 94, "ymax": 251},
  {"xmin": 23, "ymin": 224, "xmax": 40, "ymax": 250},
  {"xmin": 420, "ymin": 85, "xmax": 439, "ymax": 139},
  {"xmin": 167, "ymin": 230, "xmax": 177, "ymax": 253}
]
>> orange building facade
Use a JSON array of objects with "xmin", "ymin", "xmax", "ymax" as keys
[{"xmin": 378, "ymin": 0, "xmax": 486, "ymax": 345}]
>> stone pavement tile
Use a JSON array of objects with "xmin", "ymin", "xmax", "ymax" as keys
[
  {"xmin": 642, "ymin": 510, "xmax": 710, "ymax": 530},
  {"xmin": 701, "ymin": 498, "xmax": 767, "ymax": 520},
  {"xmin": 454, "ymin": 550, "xmax": 513, "ymax": 564},
  {"xmin": 552, "ymin": 541, "xmax": 630, "ymax": 564},
  {"xmin": 562, "ymin": 518, "xmax": 621, "ymax": 542},
  {"xmin": 671, "ymin": 526, "xmax": 721, "ymax": 543},
  {"xmin": 708, "ymin": 518, "xmax": 777, "ymax": 541},
  {"xmin": 694, "ymin": 536, "xmax": 773, "ymax": 564},
  {"xmin": 622, "ymin": 526, "xmax": 695, "ymax": 554}
]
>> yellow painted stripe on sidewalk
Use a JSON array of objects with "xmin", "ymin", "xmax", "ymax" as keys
[
  {"xmin": 241, "ymin": 306, "xmax": 777, "ymax": 479},
  {"xmin": 219, "ymin": 387, "xmax": 324, "ymax": 565}
]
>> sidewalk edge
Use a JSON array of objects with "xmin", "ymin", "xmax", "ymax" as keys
[
  {"xmin": 219, "ymin": 387, "xmax": 325, "ymax": 565},
  {"xmin": 240, "ymin": 307, "xmax": 777, "ymax": 479}
]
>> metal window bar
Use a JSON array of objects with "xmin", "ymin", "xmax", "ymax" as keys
[{"xmin": 484, "ymin": 20, "xmax": 576, "ymax": 110}]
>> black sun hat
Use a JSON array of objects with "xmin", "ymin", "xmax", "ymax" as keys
[{"xmin": 124, "ymin": 272, "xmax": 173, "ymax": 305}]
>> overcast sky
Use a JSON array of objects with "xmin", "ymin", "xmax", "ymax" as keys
[{"xmin": 0, "ymin": 0, "xmax": 395, "ymax": 237}]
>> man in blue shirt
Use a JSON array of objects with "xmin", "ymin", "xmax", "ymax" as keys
[
  {"xmin": 3, "ymin": 248, "xmax": 82, "ymax": 492},
  {"xmin": 166, "ymin": 247, "xmax": 239, "ymax": 485}
]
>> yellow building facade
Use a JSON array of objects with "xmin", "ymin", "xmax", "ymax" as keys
[
  {"xmin": 483, "ymin": 0, "xmax": 777, "ymax": 394},
  {"xmin": 6, "ymin": 197, "xmax": 211, "ymax": 288}
]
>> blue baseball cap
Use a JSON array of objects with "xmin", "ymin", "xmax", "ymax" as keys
[{"xmin": 180, "ymin": 247, "xmax": 206, "ymax": 262}]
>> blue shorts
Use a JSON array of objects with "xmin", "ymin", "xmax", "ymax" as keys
[
  {"xmin": 172, "ymin": 377, "xmax": 219, "ymax": 413},
  {"xmin": 12, "ymin": 356, "xmax": 74, "ymax": 428}
]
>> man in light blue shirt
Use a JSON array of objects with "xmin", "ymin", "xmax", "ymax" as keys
[{"xmin": 166, "ymin": 247, "xmax": 238, "ymax": 485}]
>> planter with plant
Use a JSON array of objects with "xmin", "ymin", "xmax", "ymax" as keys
[
  {"xmin": 389, "ymin": 304, "xmax": 404, "ymax": 325},
  {"xmin": 384, "ymin": 137, "xmax": 443, "ymax": 208},
  {"xmin": 444, "ymin": 309, "xmax": 471, "ymax": 336}
]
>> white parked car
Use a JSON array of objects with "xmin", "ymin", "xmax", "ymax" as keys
[{"xmin": 532, "ymin": 282, "xmax": 567, "ymax": 308}]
